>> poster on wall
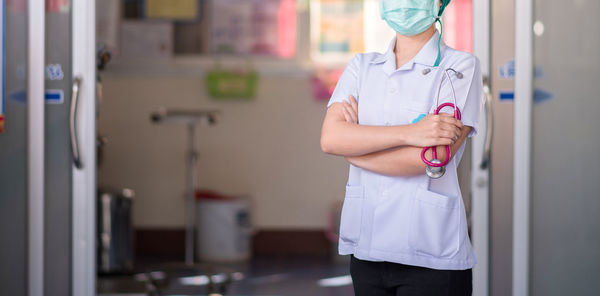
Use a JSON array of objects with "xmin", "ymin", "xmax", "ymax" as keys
[
  {"xmin": 310, "ymin": 0, "xmax": 365, "ymax": 64},
  {"xmin": 442, "ymin": 0, "xmax": 473, "ymax": 53},
  {"xmin": 120, "ymin": 21, "xmax": 174, "ymax": 60},
  {"xmin": 311, "ymin": 68, "xmax": 344, "ymax": 101},
  {"xmin": 210, "ymin": 0, "xmax": 297, "ymax": 58},
  {"xmin": 145, "ymin": 0, "xmax": 202, "ymax": 20},
  {"xmin": 210, "ymin": 0, "xmax": 254, "ymax": 54},
  {"xmin": 46, "ymin": 0, "xmax": 70, "ymax": 13},
  {"xmin": 6, "ymin": 0, "xmax": 25, "ymax": 12}
]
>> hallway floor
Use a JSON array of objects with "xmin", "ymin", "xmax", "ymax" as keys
[{"xmin": 97, "ymin": 256, "xmax": 354, "ymax": 296}]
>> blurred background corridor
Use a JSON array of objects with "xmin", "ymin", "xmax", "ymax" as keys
[{"xmin": 0, "ymin": 0, "xmax": 599, "ymax": 295}]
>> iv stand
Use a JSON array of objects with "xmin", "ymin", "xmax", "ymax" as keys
[
  {"xmin": 185, "ymin": 123, "xmax": 197, "ymax": 266},
  {"xmin": 151, "ymin": 108, "xmax": 221, "ymax": 266}
]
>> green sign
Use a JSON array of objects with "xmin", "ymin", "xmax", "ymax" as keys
[{"xmin": 206, "ymin": 70, "xmax": 258, "ymax": 100}]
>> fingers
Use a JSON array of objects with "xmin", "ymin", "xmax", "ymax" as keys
[
  {"xmin": 435, "ymin": 134, "xmax": 457, "ymax": 146},
  {"xmin": 432, "ymin": 129, "xmax": 457, "ymax": 143},
  {"xmin": 427, "ymin": 137, "xmax": 453, "ymax": 147},
  {"xmin": 348, "ymin": 95, "xmax": 358, "ymax": 114},
  {"xmin": 439, "ymin": 123, "xmax": 461, "ymax": 141},
  {"xmin": 344, "ymin": 96, "xmax": 358, "ymax": 123},
  {"xmin": 439, "ymin": 113, "xmax": 464, "ymax": 128},
  {"xmin": 428, "ymin": 115, "xmax": 462, "ymax": 142},
  {"xmin": 412, "ymin": 114, "xmax": 464, "ymax": 147},
  {"xmin": 341, "ymin": 105, "xmax": 353, "ymax": 123},
  {"xmin": 342, "ymin": 102, "xmax": 358, "ymax": 123},
  {"xmin": 436, "ymin": 138, "xmax": 454, "ymax": 146},
  {"xmin": 420, "ymin": 115, "xmax": 461, "ymax": 145},
  {"xmin": 347, "ymin": 104, "xmax": 358, "ymax": 123}
]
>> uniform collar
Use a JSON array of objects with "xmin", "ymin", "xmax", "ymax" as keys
[{"xmin": 371, "ymin": 30, "xmax": 446, "ymax": 75}]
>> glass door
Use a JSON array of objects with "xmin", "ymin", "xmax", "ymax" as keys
[
  {"xmin": 45, "ymin": 1, "xmax": 73, "ymax": 295},
  {"xmin": 0, "ymin": 0, "xmax": 96, "ymax": 295},
  {"xmin": 514, "ymin": 0, "xmax": 600, "ymax": 295},
  {"xmin": 529, "ymin": 0, "xmax": 600, "ymax": 295},
  {"xmin": 0, "ymin": 1, "xmax": 29, "ymax": 294}
]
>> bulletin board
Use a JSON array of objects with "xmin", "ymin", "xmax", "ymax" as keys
[{"xmin": 117, "ymin": 0, "xmax": 297, "ymax": 58}]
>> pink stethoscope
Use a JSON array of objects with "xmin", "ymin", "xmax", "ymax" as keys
[{"xmin": 420, "ymin": 68, "xmax": 463, "ymax": 179}]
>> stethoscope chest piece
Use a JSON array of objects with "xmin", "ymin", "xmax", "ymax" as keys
[{"xmin": 425, "ymin": 159, "xmax": 446, "ymax": 179}]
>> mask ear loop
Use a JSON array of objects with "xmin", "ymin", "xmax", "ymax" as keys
[{"xmin": 433, "ymin": 18, "xmax": 443, "ymax": 67}]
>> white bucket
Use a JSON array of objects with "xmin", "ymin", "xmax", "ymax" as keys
[{"xmin": 196, "ymin": 198, "xmax": 251, "ymax": 262}]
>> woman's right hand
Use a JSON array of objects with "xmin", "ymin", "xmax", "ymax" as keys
[{"xmin": 408, "ymin": 114, "xmax": 463, "ymax": 147}]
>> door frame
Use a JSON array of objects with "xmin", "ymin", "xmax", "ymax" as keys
[
  {"xmin": 71, "ymin": 0, "xmax": 97, "ymax": 295},
  {"xmin": 513, "ymin": 0, "xmax": 532, "ymax": 295},
  {"xmin": 471, "ymin": 0, "xmax": 491, "ymax": 295},
  {"xmin": 28, "ymin": 0, "xmax": 46, "ymax": 295}
]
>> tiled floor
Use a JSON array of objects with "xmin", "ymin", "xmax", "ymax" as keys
[{"xmin": 98, "ymin": 256, "xmax": 354, "ymax": 296}]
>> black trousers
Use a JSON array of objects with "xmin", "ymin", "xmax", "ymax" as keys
[{"xmin": 350, "ymin": 255, "xmax": 472, "ymax": 296}]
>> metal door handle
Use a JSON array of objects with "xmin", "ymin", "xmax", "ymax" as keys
[
  {"xmin": 480, "ymin": 76, "xmax": 493, "ymax": 169},
  {"xmin": 70, "ymin": 76, "xmax": 83, "ymax": 169}
]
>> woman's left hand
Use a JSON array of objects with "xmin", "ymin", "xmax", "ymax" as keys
[{"xmin": 342, "ymin": 95, "xmax": 358, "ymax": 124}]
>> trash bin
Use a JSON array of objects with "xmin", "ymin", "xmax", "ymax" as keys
[
  {"xmin": 195, "ymin": 191, "xmax": 251, "ymax": 262},
  {"xmin": 97, "ymin": 188, "xmax": 134, "ymax": 273}
]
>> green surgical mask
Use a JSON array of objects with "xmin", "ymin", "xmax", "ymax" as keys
[
  {"xmin": 381, "ymin": 0, "xmax": 451, "ymax": 67},
  {"xmin": 380, "ymin": 0, "xmax": 440, "ymax": 36}
]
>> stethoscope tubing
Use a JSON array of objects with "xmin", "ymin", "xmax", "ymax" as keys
[{"xmin": 420, "ymin": 68, "xmax": 462, "ymax": 168}]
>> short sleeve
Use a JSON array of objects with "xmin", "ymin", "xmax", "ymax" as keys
[
  {"xmin": 327, "ymin": 54, "xmax": 362, "ymax": 108},
  {"xmin": 439, "ymin": 55, "xmax": 484, "ymax": 137}
]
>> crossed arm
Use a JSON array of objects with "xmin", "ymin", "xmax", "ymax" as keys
[{"xmin": 320, "ymin": 96, "xmax": 471, "ymax": 177}]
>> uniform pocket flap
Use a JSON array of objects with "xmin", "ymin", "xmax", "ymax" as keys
[
  {"xmin": 415, "ymin": 187, "xmax": 458, "ymax": 209},
  {"xmin": 409, "ymin": 187, "xmax": 461, "ymax": 258}
]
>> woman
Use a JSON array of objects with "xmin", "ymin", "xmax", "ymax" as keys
[{"xmin": 320, "ymin": 0, "xmax": 483, "ymax": 295}]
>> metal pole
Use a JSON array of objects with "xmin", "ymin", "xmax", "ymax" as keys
[{"xmin": 185, "ymin": 123, "xmax": 197, "ymax": 266}]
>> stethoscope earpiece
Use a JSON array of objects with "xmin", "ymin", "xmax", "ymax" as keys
[{"xmin": 422, "ymin": 67, "xmax": 463, "ymax": 79}]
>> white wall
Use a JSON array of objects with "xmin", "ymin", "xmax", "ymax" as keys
[{"xmin": 98, "ymin": 74, "xmax": 348, "ymax": 229}]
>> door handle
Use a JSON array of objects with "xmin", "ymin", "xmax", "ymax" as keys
[
  {"xmin": 480, "ymin": 76, "xmax": 493, "ymax": 170},
  {"xmin": 70, "ymin": 76, "xmax": 83, "ymax": 169}
]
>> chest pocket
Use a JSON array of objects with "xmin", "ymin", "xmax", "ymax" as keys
[
  {"xmin": 397, "ymin": 99, "xmax": 431, "ymax": 125},
  {"xmin": 399, "ymin": 68, "xmax": 444, "ymax": 123}
]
